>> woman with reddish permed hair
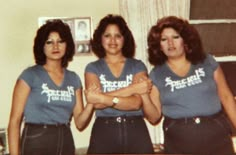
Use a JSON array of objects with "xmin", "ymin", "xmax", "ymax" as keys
[{"xmin": 144, "ymin": 16, "xmax": 236, "ymax": 154}]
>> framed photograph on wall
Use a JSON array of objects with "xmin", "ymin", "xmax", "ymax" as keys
[{"xmin": 38, "ymin": 17, "xmax": 92, "ymax": 56}]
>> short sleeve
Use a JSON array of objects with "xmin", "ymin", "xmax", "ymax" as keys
[
  {"xmin": 18, "ymin": 67, "xmax": 34, "ymax": 87},
  {"xmin": 134, "ymin": 60, "xmax": 147, "ymax": 73},
  {"xmin": 72, "ymin": 72, "xmax": 83, "ymax": 90},
  {"xmin": 207, "ymin": 54, "xmax": 219, "ymax": 71},
  {"xmin": 149, "ymin": 68, "xmax": 158, "ymax": 87},
  {"xmin": 85, "ymin": 62, "xmax": 97, "ymax": 74}
]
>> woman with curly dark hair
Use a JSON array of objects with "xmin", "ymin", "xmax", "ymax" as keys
[
  {"xmin": 144, "ymin": 16, "xmax": 236, "ymax": 154},
  {"xmin": 84, "ymin": 14, "xmax": 156, "ymax": 154},
  {"xmin": 8, "ymin": 19, "xmax": 93, "ymax": 155}
]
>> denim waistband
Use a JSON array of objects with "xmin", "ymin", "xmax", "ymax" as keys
[
  {"xmin": 96, "ymin": 115, "xmax": 143, "ymax": 123},
  {"xmin": 25, "ymin": 123, "xmax": 70, "ymax": 128},
  {"xmin": 164, "ymin": 111, "xmax": 224, "ymax": 124}
]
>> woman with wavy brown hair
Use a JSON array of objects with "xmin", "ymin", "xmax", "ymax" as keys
[
  {"xmin": 145, "ymin": 16, "xmax": 236, "ymax": 154},
  {"xmin": 84, "ymin": 14, "xmax": 157, "ymax": 154}
]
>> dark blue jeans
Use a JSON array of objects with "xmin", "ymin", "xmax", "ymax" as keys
[
  {"xmin": 87, "ymin": 116, "xmax": 154, "ymax": 154},
  {"xmin": 21, "ymin": 124, "xmax": 75, "ymax": 155},
  {"xmin": 163, "ymin": 112, "xmax": 235, "ymax": 155}
]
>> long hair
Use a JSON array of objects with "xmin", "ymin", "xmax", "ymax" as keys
[{"xmin": 147, "ymin": 16, "xmax": 206, "ymax": 66}]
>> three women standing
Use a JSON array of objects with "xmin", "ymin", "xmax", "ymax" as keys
[{"xmin": 8, "ymin": 14, "xmax": 236, "ymax": 155}]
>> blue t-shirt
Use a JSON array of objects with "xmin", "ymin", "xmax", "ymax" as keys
[
  {"xmin": 85, "ymin": 58, "xmax": 147, "ymax": 117},
  {"xmin": 150, "ymin": 54, "xmax": 222, "ymax": 118},
  {"xmin": 19, "ymin": 65, "xmax": 82, "ymax": 124}
]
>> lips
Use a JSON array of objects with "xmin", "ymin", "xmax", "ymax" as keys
[
  {"xmin": 108, "ymin": 45, "xmax": 118, "ymax": 48},
  {"xmin": 52, "ymin": 51, "xmax": 60, "ymax": 54},
  {"xmin": 168, "ymin": 47, "xmax": 176, "ymax": 51}
]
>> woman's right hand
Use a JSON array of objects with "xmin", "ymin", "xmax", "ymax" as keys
[{"xmin": 131, "ymin": 77, "xmax": 152, "ymax": 95}]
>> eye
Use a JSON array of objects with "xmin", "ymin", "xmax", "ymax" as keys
[
  {"xmin": 161, "ymin": 38, "xmax": 167, "ymax": 42},
  {"xmin": 45, "ymin": 41, "xmax": 53, "ymax": 44},
  {"xmin": 115, "ymin": 34, "xmax": 123, "ymax": 38},
  {"xmin": 58, "ymin": 40, "xmax": 65, "ymax": 44},
  {"xmin": 103, "ymin": 34, "xmax": 110, "ymax": 38}
]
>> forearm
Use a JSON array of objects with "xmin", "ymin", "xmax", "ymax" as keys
[
  {"xmin": 75, "ymin": 104, "xmax": 94, "ymax": 131},
  {"xmin": 106, "ymin": 80, "xmax": 151, "ymax": 97},
  {"xmin": 86, "ymin": 90, "xmax": 142, "ymax": 110},
  {"xmin": 222, "ymin": 97, "xmax": 236, "ymax": 128},
  {"xmin": 102, "ymin": 94, "xmax": 142, "ymax": 111},
  {"xmin": 93, "ymin": 103, "xmax": 108, "ymax": 109},
  {"xmin": 106, "ymin": 84, "xmax": 137, "ymax": 97},
  {"xmin": 141, "ymin": 94, "xmax": 161, "ymax": 124},
  {"xmin": 8, "ymin": 122, "xmax": 21, "ymax": 155}
]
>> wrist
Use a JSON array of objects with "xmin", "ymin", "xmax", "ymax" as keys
[
  {"xmin": 99, "ymin": 94, "xmax": 105, "ymax": 104},
  {"xmin": 111, "ymin": 96, "xmax": 119, "ymax": 107},
  {"xmin": 129, "ymin": 84, "xmax": 137, "ymax": 94}
]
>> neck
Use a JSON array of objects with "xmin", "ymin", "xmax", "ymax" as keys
[
  {"xmin": 167, "ymin": 57, "xmax": 190, "ymax": 68},
  {"xmin": 104, "ymin": 54, "xmax": 126, "ymax": 64},
  {"xmin": 43, "ymin": 61, "xmax": 63, "ymax": 73}
]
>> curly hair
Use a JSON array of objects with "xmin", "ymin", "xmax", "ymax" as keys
[
  {"xmin": 147, "ymin": 16, "xmax": 206, "ymax": 66},
  {"xmin": 33, "ymin": 19, "xmax": 75, "ymax": 68},
  {"xmin": 91, "ymin": 14, "xmax": 135, "ymax": 58}
]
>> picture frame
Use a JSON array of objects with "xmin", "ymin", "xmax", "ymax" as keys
[
  {"xmin": 0, "ymin": 128, "xmax": 9, "ymax": 155},
  {"xmin": 38, "ymin": 17, "xmax": 92, "ymax": 56}
]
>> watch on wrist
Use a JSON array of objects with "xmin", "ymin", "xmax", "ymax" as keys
[{"xmin": 112, "ymin": 97, "xmax": 119, "ymax": 106}]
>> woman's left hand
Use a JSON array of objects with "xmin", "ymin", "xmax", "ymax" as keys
[{"xmin": 84, "ymin": 84, "xmax": 103, "ymax": 104}]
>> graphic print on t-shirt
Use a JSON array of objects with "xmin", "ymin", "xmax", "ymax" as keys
[
  {"xmin": 41, "ymin": 83, "xmax": 74, "ymax": 103},
  {"xmin": 165, "ymin": 68, "xmax": 205, "ymax": 92},
  {"xmin": 99, "ymin": 74, "xmax": 133, "ymax": 92}
]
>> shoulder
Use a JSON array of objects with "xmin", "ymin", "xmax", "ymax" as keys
[
  {"xmin": 65, "ymin": 69, "xmax": 82, "ymax": 88},
  {"xmin": 85, "ymin": 59, "xmax": 103, "ymax": 68},
  {"xmin": 18, "ymin": 65, "xmax": 40, "ymax": 86},
  {"xmin": 65, "ymin": 69, "xmax": 81, "ymax": 80},
  {"xmin": 20, "ymin": 65, "xmax": 40, "ymax": 76},
  {"xmin": 126, "ymin": 58, "xmax": 147, "ymax": 69},
  {"xmin": 85, "ymin": 59, "xmax": 103, "ymax": 73},
  {"xmin": 150, "ymin": 64, "xmax": 164, "ymax": 73},
  {"xmin": 127, "ymin": 58, "xmax": 144, "ymax": 65},
  {"xmin": 126, "ymin": 58, "xmax": 147, "ymax": 73},
  {"xmin": 203, "ymin": 54, "xmax": 219, "ymax": 70},
  {"xmin": 149, "ymin": 65, "xmax": 165, "ymax": 78},
  {"xmin": 87, "ymin": 59, "xmax": 103, "ymax": 66}
]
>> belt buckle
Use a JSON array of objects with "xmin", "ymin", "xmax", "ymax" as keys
[
  {"xmin": 116, "ymin": 117, "xmax": 122, "ymax": 123},
  {"xmin": 194, "ymin": 117, "xmax": 201, "ymax": 124}
]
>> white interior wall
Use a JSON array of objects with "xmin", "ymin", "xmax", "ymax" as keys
[{"xmin": 0, "ymin": 0, "xmax": 120, "ymax": 149}]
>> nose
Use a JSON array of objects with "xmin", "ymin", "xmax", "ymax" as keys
[
  {"xmin": 110, "ymin": 36, "xmax": 116, "ymax": 42},
  {"xmin": 53, "ymin": 42, "xmax": 59, "ymax": 49},
  {"xmin": 167, "ymin": 38, "xmax": 174, "ymax": 46}
]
